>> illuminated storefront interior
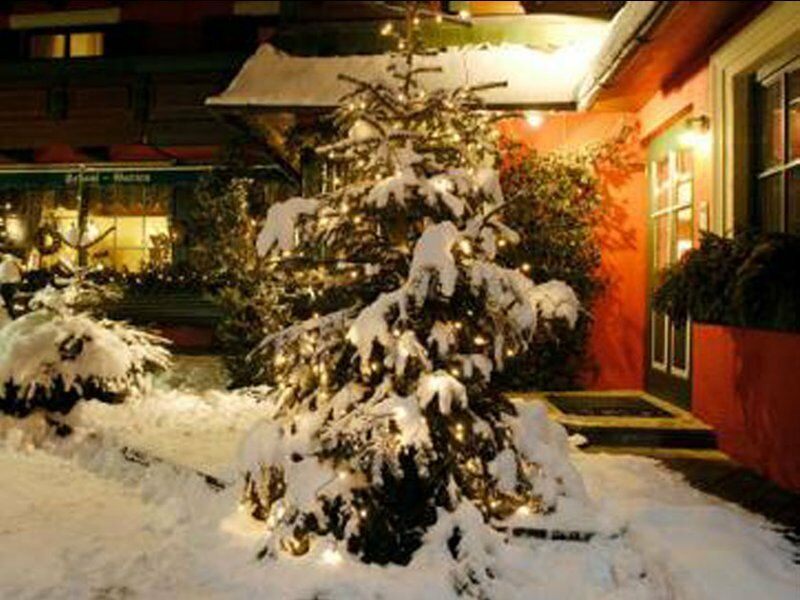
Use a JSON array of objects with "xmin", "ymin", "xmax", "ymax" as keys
[{"xmin": 0, "ymin": 169, "xmax": 187, "ymax": 273}]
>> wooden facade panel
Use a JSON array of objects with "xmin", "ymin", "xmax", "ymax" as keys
[
  {"xmin": 151, "ymin": 81, "xmax": 220, "ymax": 116},
  {"xmin": 144, "ymin": 118, "xmax": 234, "ymax": 146},
  {"xmin": 68, "ymin": 85, "xmax": 131, "ymax": 115},
  {"xmin": 0, "ymin": 88, "xmax": 48, "ymax": 119},
  {"xmin": 0, "ymin": 118, "xmax": 140, "ymax": 149},
  {"xmin": 0, "ymin": 67, "xmax": 235, "ymax": 150}
]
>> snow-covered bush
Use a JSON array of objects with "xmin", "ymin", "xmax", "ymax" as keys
[
  {"xmin": 240, "ymin": 6, "xmax": 591, "ymax": 592},
  {"xmin": 0, "ymin": 281, "xmax": 170, "ymax": 417}
]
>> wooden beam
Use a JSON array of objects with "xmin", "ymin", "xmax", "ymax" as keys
[
  {"xmin": 0, "ymin": 149, "xmax": 35, "ymax": 163},
  {"xmin": 79, "ymin": 146, "xmax": 111, "ymax": 162}
]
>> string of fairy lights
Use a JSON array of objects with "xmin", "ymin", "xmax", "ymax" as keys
[{"xmin": 238, "ymin": 3, "xmax": 563, "ymax": 567}]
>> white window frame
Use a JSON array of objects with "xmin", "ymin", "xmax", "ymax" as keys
[
  {"xmin": 710, "ymin": 1, "xmax": 800, "ymax": 236},
  {"xmin": 649, "ymin": 150, "xmax": 692, "ymax": 379}
]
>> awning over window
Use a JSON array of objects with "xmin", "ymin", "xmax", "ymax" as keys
[
  {"xmin": 0, "ymin": 164, "xmax": 292, "ymax": 189},
  {"xmin": 206, "ymin": 41, "xmax": 607, "ymax": 111}
]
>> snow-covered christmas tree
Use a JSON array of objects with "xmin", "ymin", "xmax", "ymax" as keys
[
  {"xmin": 0, "ymin": 276, "xmax": 170, "ymax": 418},
  {"xmin": 242, "ymin": 3, "xmax": 588, "ymax": 588}
]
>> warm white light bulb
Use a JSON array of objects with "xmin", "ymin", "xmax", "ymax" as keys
[
  {"xmin": 525, "ymin": 111, "xmax": 544, "ymax": 128},
  {"xmin": 321, "ymin": 548, "xmax": 343, "ymax": 566}
]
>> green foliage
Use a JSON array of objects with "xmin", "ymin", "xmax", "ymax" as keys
[
  {"xmin": 495, "ymin": 138, "xmax": 608, "ymax": 390},
  {"xmin": 654, "ymin": 230, "xmax": 800, "ymax": 332},
  {"xmin": 188, "ymin": 144, "xmax": 297, "ymax": 387}
]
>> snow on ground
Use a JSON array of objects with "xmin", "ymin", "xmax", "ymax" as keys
[
  {"xmin": 70, "ymin": 355, "xmax": 262, "ymax": 479},
  {"xmin": 0, "ymin": 359, "xmax": 797, "ymax": 599}
]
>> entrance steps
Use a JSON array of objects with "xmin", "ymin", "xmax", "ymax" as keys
[{"xmin": 509, "ymin": 390, "xmax": 717, "ymax": 451}]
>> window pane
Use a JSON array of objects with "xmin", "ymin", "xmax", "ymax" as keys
[
  {"xmin": 676, "ymin": 148, "xmax": 693, "ymax": 176},
  {"xmin": 115, "ymin": 216, "xmax": 144, "ymax": 248},
  {"xmin": 144, "ymin": 217, "xmax": 170, "ymax": 248},
  {"xmin": 672, "ymin": 322, "xmax": 688, "ymax": 372},
  {"xmin": 788, "ymin": 69, "xmax": 800, "ymax": 103},
  {"xmin": 30, "ymin": 34, "xmax": 66, "ymax": 58},
  {"xmin": 676, "ymin": 179, "xmax": 692, "ymax": 207},
  {"xmin": 69, "ymin": 32, "xmax": 104, "ymax": 58},
  {"xmin": 88, "ymin": 217, "xmax": 115, "ymax": 266},
  {"xmin": 790, "ymin": 97, "xmax": 799, "ymax": 160},
  {"xmin": 674, "ymin": 207, "xmax": 693, "ymax": 262},
  {"xmin": 789, "ymin": 167, "xmax": 800, "ymax": 235},
  {"xmin": 756, "ymin": 174, "xmax": 783, "ymax": 232},
  {"xmin": 46, "ymin": 215, "xmax": 79, "ymax": 268},
  {"xmin": 652, "ymin": 313, "xmax": 667, "ymax": 367},
  {"xmin": 758, "ymin": 80, "xmax": 784, "ymax": 170},
  {"xmin": 655, "ymin": 158, "xmax": 669, "ymax": 210},
  {"xmin": 655, "ymin": 215, "xmax": 669, "ymax": 269},
  {"xmin": 116, "ymin": 249, "xmax": 146, "ymax": 273}
]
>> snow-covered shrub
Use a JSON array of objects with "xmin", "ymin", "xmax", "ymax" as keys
[
  {"xmin": 497, "ymin": 136, "xmax": 627, "ymax": 389},
  {"xmin": 655, "ymin": 230, "xmax": 800, "ymax": 332},
  {"xmin": 0, "ymin": 282, "xmax": 170, "ymax": 417}
]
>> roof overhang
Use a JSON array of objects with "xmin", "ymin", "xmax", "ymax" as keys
[
  {"xmin": 206, "ymin": 38, "xmax": 607, "ymax": 113},
  {"xmin": 580, "ymin": 0, "xmax": 771, "ymax": 112}
]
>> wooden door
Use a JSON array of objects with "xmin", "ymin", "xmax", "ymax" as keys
[{"xmin": 647, "ymin": 129, "xmax": 694, "ymax": 406}]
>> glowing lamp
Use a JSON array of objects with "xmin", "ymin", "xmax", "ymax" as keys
[
  {"xmin": 525, "ymin": 111, "xmax": 544, "ymax": 128},
  {"xmin": 679, "ymin": 115, "xmax": 711, "ymax": 153}
]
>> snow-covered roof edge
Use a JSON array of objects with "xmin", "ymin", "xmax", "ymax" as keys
[
  {"xmin": 207, "ymin": 40, "xmax": 606, "ymax": 111},
  {"xmin": 576, "ymin": 1, "xmax": 673, "ymax": 110}
]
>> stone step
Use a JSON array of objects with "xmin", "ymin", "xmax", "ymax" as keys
[{"xmin": 509, "ymin": 390, "xmax": 717, "ymax": 450}]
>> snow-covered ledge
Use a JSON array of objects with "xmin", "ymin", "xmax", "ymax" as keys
[{"xmin": 207, "ymin": 40, "xmax": 606, "ymax": 112}]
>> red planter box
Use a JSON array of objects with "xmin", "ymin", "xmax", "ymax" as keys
[
  {"xmin": 154, "ymin": 325, "xmax": 217, "ymax": 353},
  {"xmin": 693, "ymin": 323, "xmax": 800, "ymax": 491}
]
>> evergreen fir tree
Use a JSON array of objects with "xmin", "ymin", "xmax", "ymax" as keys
[
  {"xmin": 189, "ymin": 146, "xmax": 295, "ymax": 386},
  {"xmin": 242, "ymin": 3, "xmax": 588, "ymax": 590}
]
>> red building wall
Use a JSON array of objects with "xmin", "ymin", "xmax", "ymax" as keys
[
  {"xmin": 637, "ymin": 63, "xmax": 800, "ymax": 491},
  {"xmin": 694, "ymin": 325, "xmax": 800, "ymax": 490},
  {"xmin": 503, "ymin": 113, "xmax": 648, "ymax": 390}
]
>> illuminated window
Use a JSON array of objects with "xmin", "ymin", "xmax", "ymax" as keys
[
  {"xmin": 38, "ymin": 184, "xmax": 171, "ymax": 273},
  {"xmin": 29, "ymin": 33, "xmax": 67, "ymax": 58},
  {"xmin": 754, "ymin": 56, "xmax": 799, "ymax": 233},
  {"xmin": 69, "ymin": 32, "xmax": 104, "ymax": 58},
  {"xmin": 29, "ymin": 31, "xmax": 104, "ymax": 59}
]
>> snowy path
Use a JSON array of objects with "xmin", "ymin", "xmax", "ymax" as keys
[
  {"xmin": 0, "ymin": 448, "xmax": 173, "ymax": 599},
  {"xmin": 0, "ymin": 372, "xmax": 797, "ymax": 599}
]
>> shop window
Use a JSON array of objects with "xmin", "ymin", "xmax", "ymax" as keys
[
  {"xmin": 69, "ymin": 32, "xmax": 104, "ymax": 57},
  {"xmin": 29, "ymin": 31, "xmax": 104, "ymax": 59},
  {"xmin": 37, "ymin": 184, "xmax": 172, "ymax": 273},
  {"xmin": 754, "ymin": 57, "xmax": 799, "ymax": 233},
  {"xmin": 29, "ymin": 33, "xmax": 66, "ymax": 58}
]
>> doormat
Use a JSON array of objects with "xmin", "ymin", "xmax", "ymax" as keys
[{"xmin": 546, "ymin": 394, "xmax": 674, "ymax": 418}]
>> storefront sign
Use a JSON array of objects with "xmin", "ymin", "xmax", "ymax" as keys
[{"xmin": 0, "ymin": 164, "xmax": 289, "ymax": 189}]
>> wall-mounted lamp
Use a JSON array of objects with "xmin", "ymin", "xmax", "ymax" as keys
[
  {"xmin": 525, "ymin": 111, "xmax": 545, "ymax": 128},
  {"xmin": 679, "ymin": 115, "xmax": 711, "ymax": 152}
]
